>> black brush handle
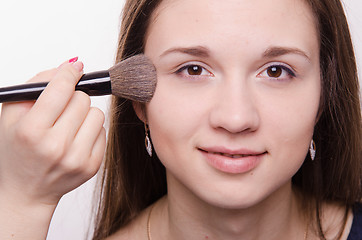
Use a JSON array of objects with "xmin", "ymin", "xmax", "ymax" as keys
[{"xmin": 0, "ymin": 71, "xmax": 112, "ymax": 103}]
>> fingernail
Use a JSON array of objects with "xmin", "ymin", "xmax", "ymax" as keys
[
  {"xmin": 68, "ymin": 57, "xmax": 78, "ymax": 63},
  {"xmin": 72, "ymin": 61, "xmax": 84, "ymax": 72}
]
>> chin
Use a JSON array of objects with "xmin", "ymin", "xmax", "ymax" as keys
[
  {"xmin": 198, "ymin": 189, "xmax": 269, "ymax": 210},
  {"xmin": 194, "ymin": 179, "xmax": 293, "ymax": 211}
]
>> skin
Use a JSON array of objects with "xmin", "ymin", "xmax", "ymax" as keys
[
  {"xmin": 0, "ymin": 61, "xmax": 106, "ymax": 239},
  {"xmin": 132, "ymin": 0, "xmax": 326, "ymax": 239},
  {"xmin": 144, "ymin": 0, "xmax": 321, "ymax": 210},
  {"xmin": 128, "ymin": 0, "xmax": 355, "ymax": 238},
  {"xmin": 0, "ymin": 0, "xmax": 354, "ymax": 239}
]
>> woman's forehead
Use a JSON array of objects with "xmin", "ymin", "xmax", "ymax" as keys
[
  {"xmin": 145, "ymin": 0, "xmax": 319, "ymax": 61},
  {"xmin": 150, "ymin": 0, "xmax": 316, "ymax": 26}
]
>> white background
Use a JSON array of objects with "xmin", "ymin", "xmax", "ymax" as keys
[{"xmin": 0, "ymin": 1, "xmax": 360, "ymax": 239}]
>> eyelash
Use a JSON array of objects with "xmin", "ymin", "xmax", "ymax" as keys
[
  {"xmin": 175, "ymin": 64, "xmax": 213, "ymax": 79},
  {"xmin": 174, "ymin": 63, "xmax": 296, "ymax": 81}
]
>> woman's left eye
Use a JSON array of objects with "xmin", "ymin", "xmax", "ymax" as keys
[
  {"xmin": 175, "ymin": 64, "xmax": 213, "ymax": 78},
  {"xmin": 258, "ymin": 65, "xmax": 296, "ymax": 80}
]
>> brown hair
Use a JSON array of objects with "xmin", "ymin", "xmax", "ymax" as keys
[
  {"xmin": 292, "ymin": 0, "xmax": 361, "ymax": 238},
  {"xmin": 92, "ymin": 1, "xmax": 164, "ymax": 239},
  {"xmin": 92, "ymin": 0, "xmax": 361, "ymax": 239}
]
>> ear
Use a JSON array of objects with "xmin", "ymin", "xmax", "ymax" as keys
[{"xmin": 132, "ymin": 102, "xmax": 147, "ymax": 123}]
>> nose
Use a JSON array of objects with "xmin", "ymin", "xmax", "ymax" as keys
[{"xmin": 209, "ymin": 75, "xmax": 260, "ymax": 134}]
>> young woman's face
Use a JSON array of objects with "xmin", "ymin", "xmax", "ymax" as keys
[{"xmin": 143, "ymin": 0, "xmax": 320, "ymax": 208}]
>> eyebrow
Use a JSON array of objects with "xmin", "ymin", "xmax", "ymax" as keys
[
  {"xmin": 159, "ymin": 45, "xmax": 311, "ymax": 62},
  {"xmin": 159, "ymin": 46, "xmax": 210, "ymax": 58},
  {"xmin": 262, "ymin": 46, "xmax": 311, "ymax": 62}
]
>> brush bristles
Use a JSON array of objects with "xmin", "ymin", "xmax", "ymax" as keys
[{"xmin": 109, "ymin": 54, "xmax": 157, "ymax": 103}]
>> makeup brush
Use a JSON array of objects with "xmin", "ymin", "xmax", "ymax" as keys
[{"xmin": 0, "ymin": 54, "xmax": 157, "ymax": 103}]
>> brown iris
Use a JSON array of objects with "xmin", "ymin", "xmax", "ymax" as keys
[
  {"xmin": 267, "ymin": 66, "xmax": 282, "ymax": 78},
  {"xmin": 187, "ymin": 65, "xmax": 202, "ymax": 75}
]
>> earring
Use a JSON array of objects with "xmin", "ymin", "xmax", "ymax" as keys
[
  {"xmin": 144, "ymin": 123, "xmax": 152, "ymax": 157},
  {"xmin": 309, "ymin": 139, "xmax": 316, "ymax": 161}
]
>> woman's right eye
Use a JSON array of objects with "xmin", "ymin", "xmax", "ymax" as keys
[{"xmin": 175, "ymin": 64, "xmax": 214, "ymax": 79}]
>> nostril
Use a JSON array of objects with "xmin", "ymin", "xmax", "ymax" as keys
[
  {"xmin": 209, "ymin": 107, "xmax": 260, "ymax": 134},
  {"xmin": 208, "ymin": 80, "xmax": 260, "ymax": 134}
]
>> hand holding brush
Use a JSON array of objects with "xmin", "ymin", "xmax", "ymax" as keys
[{"xmin": 0, "ymin": 55, "xmax": 156, "ymax": 239}]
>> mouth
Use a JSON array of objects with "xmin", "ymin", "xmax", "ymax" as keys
[
  {"xmin": 204, "ymin": 151, "xmax": 263, "ymax": 158},
  {"xmin": 198, "ymin": 148, "xmax": 267, "ymax": 159},
  {"xmin": 198, "ymin": 147, "xmax": 266, "ymax": 174}
]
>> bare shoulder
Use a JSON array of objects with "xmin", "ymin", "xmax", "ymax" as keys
[
  {"xmin": 104, "ymin": 206, "xmax": 152, "ymax": 240},
  {"xmin": 319, "ymin": 201, "xmax": 354, "ymax": 240}
]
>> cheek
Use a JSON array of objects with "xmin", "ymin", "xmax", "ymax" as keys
[
  {"xmin": 263, "ymin": 85, "xmax": 320, "ymax": 162},
  {"xmin": 254, "ymin": 94, "xmax": 320, "ymax": 190},
  {"xmin": 145, "ymin": 77, "xmax": 208, "ymax": 161}
]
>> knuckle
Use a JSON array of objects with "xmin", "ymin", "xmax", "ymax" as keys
[
  {"xmin": 80, "ymin": 162, "xmax": 96, "ymax": 177},
  {"xmin": 53, "ymin": 76, "xmax": 77, "ymax": 93},
  {"xmin": 63, "ymin": 151, "xmax": 86, "ymax": 173},
  {"xmin": 100, "ymin": 127, "xmax": 107, "ymax": 144},
  {"xmin": 13, "ymin": 124, "xmax": 67, "ymax": 162},
  {"xmin": 90, "ymin": 107, "xmax": 106, "ymax": 125},
  {"xmin": 66, "ymin": 139, "xmax": 104, "ymax": 177},
  {"xmin": 101, "ymin": 126, "xmax": 106, "ymax": 135},
  {"xmin": 13, "ymin": 122, "xmax": 40, "ymax": 146},
  {"xmin": 51, "ymin": 65, "xmax": 81, "ymax": 92},
  {"xmin": 74, "ymin": 91, "xmax": 91, "ymax": 108},
  {"xmin": 60, "ymin": 64, "xmax": 81, "ymax": 82},
  {"xmin": 39, "ymin": 138, "xmax": 66, "ymax": 162},
  {"xmin": 87, "ymin": 157, "xmax": 103, "ymax": 177},
  {"xmin": 64, "ymin": 160, "xmax": 83, "ymax": 173},
  {"xmin": 86, "ymin": 163, "xmax": 101, "ymax": 178}
]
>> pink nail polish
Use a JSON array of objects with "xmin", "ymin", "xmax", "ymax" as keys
[{"xmin": 68, "ymin": 57, "xmax": 78, "ymax": 63}]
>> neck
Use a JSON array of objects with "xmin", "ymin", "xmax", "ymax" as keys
[{"xmin": 151, "ymin": 177, "xmax": 306, "ymax": 240}]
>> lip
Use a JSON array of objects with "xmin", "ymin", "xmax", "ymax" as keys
[{"xmin": 198, "ymin": 147, "xmax": 266, "ymax": 174}]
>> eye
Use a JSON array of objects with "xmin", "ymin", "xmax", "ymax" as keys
[
  {"xmin": 186, "ymin": 65, "xmax": 203, "ymax": 75},
  {"xmin": 267, "ymin": 66, "xmax": 283, "ymax": 78},
  {"xmin": 259, "ymin": 64, "xmax": 296, "ymax": 81},
  {"xmin": 175, "ymin": 64, "xmax": 213, "ymax": 78}
]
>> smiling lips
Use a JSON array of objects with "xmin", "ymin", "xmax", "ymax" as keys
[
  {"xmin": 213, "ymin": 152, "xmax": 256, "ymax": 158},
  {"xmin": 199, "ymin": 148, "xmax": 266, "ymax": 174}
]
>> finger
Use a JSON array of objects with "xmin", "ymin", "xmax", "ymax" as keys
[
  {"xmin": 61, "ymin": 107, "xmax": 105, "ymax": 173},
  {"xmin": 46, "ymin": 127, "xmax": 105, "ymax": 198},
  {"xmin": 89, "ymin": 127, "xmax": 106, "ymax": 176},
  {"xmin": 25, "ymin": 56, "xmax": 75, "ymax": 84},
  {"xmin": 52, "ymin": 91, "xmax": 91, "ymax": 146},
  {"xmin": 0, "ymin": 101, "xmax": 34, "ymax": 127},
  {"xmin": 0, "ymin": 68, "xmax": 59, "ymax": 127},
  {"xmin": 26, "ymin": 62, "xmax": 84, "ymax": 128},
  {"xmin": 27, "ymin": 68, "xmax": 58, "ymax": 83},
  {"xmin": 72, "ymin": 107, "xmax": 105, "ymax": 156}
]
